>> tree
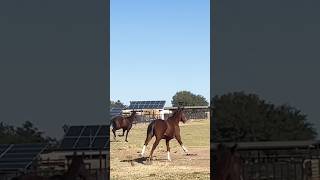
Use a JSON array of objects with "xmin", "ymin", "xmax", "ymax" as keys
[
  {"xmin": 0, "ymin": 121, "xmax": 58, "ymax": 145},
  {"xmin": 15, "ymin": 121, "xmax": 45, "ymax": 143},
  {"xmin": 110, "ymin": 100, "xmax": 126, "ymax": 109},
  {"xmin": 211, "ymin": 92, "xmax": 317, "ymax": 142},
  {"xmin": 171, "ymin": 91, "xmax": 208, "ymax": 107}
]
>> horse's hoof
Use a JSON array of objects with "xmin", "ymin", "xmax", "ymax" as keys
[
  {"xmin": 146, "ymin": 159, "xmax": 152, "ymax": 165},
  {"xmin": 125, "ymin": 140, "xmax": 128, "ymax": 142}
]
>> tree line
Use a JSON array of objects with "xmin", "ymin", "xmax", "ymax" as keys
[
  {"xmin": 112, "ymin": 90, "xmax": 317, "ymax": 142},
  {"xmin": 0, "ymin": 121, "xmax": 58, "ymax": 145},
  {"xmin": 212, "ymin": 92, "xmax": 317, "ymax": 142},
  {"xmin": 110, "ymin": 90, "xmax": 209, "ymax": 109},
  {"xmin": 1, "ymin": 91, "xmax": 316, "ymax": 144}
]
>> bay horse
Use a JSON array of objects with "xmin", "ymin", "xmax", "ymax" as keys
[
  {"xmin": 215, "ymin": 143, "xmax": 243, "ymax": 180},
  {"xmin": 303, "ymin": 159, "xmax": 312, "ymax": 180},
  {"xmin": 11, "ymin": 152, "xmax": 91, "ymax": 180},
  {"xmin": 111, "ymin": 110, "xmax": 137, "ymax": 142},
  {"xmin": 139, "ymin": 107, "xmax": 188, "ymax": 161},
  {"xmin": 58, "ymin": 152, "xmax": 90, "ymax": 180}
]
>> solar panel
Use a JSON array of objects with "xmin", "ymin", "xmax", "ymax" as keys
[
  {"xmin": 2, "ymin": 153, "xmax": 36, "ymax": 159},
  {"xmin": 59, "ymin": 125, "xmax": 109, "ymax": 150},
  {"xmin": 60, "ymin": 138, "xmax": 78, "ymax": 149},
  {"xmin": 97, "ymin": 125, "xmax": 108, "ymax": 136},
  {"xmin": 81, "ymin": 125, "xmax": 99, "ymax": 136},
  {"xmin": 92, "ymin": 137, "xmax": 108, "ymax": 149},
  {"xmin": 65, "ymin": 126, "xmax": 84, "ymax": 137},
  {"xmin": 75, "ymin": 137, "xmax": 91, "ymax": 148},
  {"xmin": 0, "ymin": 143, "xmax": 46, "ymax": 171},
  {"xmin": 110, "ymin": 108, "xmax": 123, "ymax": 117},
  {"xmin": 0, "ymin": 163, "xmax": 30, "ymax": 169},
  {"xmin": 128, "ymin": 100, "xmax": 166, "ymax": 109},
  {"xmin": 0, "ymin": 144, "xmax": 9, "ymax": 154}
]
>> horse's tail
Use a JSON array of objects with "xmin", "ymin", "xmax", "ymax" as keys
[
  {"xmin": 148, "ymin": 120, "xmax": 155, "ymax": 136},
  {"xmin": 144, "ymin": 120, "xmax": 155, "ymax": 145}
]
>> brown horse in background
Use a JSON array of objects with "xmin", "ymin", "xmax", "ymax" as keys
[
  {"xmin": 111, "ymin": 110, "xmax": 137, "ymax": 142},
  {"xmin": 50, "ymin": 152, "xmax": 90, "ymax": 180},
  {"xmin": 215, "ymin": 143, "xmax": 243, "ymax": 180},
  {"xmin": 140, "ymin": 107, "xmax": 188, "ymax": 162},
  {"xmin": 303, "ymin": 159, "xmax": 312, "ymax": 180},
  {"xmin": 11, "ymin": 152, "xmax": 91, "ymax": 180}
]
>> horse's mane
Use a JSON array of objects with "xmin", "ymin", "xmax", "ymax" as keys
[
  {"xmin": 170, "ymin": 108, "xmax": 182, "ymax": 118},
  {"xmin": 126, "ymin": 111, "xmax": 136, "ymax": 122}
]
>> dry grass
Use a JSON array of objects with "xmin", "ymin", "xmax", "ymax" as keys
[{"xmin": 110, "ymin": 120, "xmax": 210, "ymax": 180}]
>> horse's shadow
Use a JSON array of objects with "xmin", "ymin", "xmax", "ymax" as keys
[
  {"xmin": 186, "ymin": 153, "xmax": 197, "ymax": 156},
  {"xmin": 121, "ymin": 156, "xmax": 168, "ymax": 165},
  {"xmin": 120, "ymin": 157, "xmax": 148, "ymax": 165},
  {"xmin": 119, "ymin": 153, "xmax": 198, "ymax": 166},
  {"xmin": 110, "ymin": 139, "xmax": 124, "ymax": 143},
  {"xmin": 120, "ymin": 155, "xmax": 184, "ymax": 165}
]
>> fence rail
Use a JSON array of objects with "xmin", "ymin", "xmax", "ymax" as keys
[
  {"xmin": 212, "ymin": 141, "xmax": 320, "ymax": 180},
  {"xmin": 131, "ymin": 111, "xmax": 209, "ymax": 124}
]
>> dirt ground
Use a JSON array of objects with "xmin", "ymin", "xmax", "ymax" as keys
[{"xmin": 110, "ymin": 120, "xmax": 210, "ymax": 180}]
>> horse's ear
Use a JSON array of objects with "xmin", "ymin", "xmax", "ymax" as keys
[{"xmin": 230, "ymin": 144, "xmax": 238, "ymax": 154}]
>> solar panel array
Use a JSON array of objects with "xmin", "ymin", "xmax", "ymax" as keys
[
  {"xmin": 110, "ymin": 108, "xmax": 123, "ymax": 117},
  {"xmin": 60, "ymin": 125, "xmax": 108, "ymax": 150},
  {"xmin": 0, "ymin": 144, "xmax": 46, "ymax": 171},
  {"xmin": 128, "ymin": 101, "xmax": 166, "ymax": 109}
]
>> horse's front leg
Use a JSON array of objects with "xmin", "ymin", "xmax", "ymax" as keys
[
  {"xmin": 125, "ymin": 125, "xmax": 132, "ymax": 142},
  {"xmin": 125, "ymin": 129, "xmax": 130, "ymax": 142},
  {"xmin": 175, "ymin": 134, "xmax": 188, "ymax": 154},
  {"xmin": 112, "ymin": 129, "xmax": 116, "ymax": 141}
]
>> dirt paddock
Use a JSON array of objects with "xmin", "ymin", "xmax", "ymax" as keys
[{"xmin": 110, "ymin": 120, "xmax": 210, "ymax": 180}]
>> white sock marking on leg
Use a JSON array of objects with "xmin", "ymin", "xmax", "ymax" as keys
[
  {"xmin": 167, "ymin": 151, "xmax": 171, "ymax": 161},
  {"xmin": 141, "ymin": 145, "xmax": 146, "ymax": 156},
  {"xmin": 182, "ymin": 145, "xmax": 188, "ymax": 153}
]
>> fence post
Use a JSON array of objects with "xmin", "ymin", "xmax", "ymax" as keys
[{"xmin": 99, "ymin": 148, "xmax": 102, "ymax": 175}]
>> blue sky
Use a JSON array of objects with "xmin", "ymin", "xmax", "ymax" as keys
[{"xmin": 110, "ymin": 0, "xmax": 210, "ymax": 106}]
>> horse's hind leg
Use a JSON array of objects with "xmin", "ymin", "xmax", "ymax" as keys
[
  {"xmin": 149, "ymin": 138, "xmax": 161, "ymax": 161},
  {"xmin": 140, "ymin": 124, "xmax": 155, "ymax": 157},
  {"xmin": 176, "ymin": 134, "xmax": 188, "ymax": 154},
  {"xmin": 140, "ymin": 131, "xmax": 154, "ymax": 157},
  {"xmin": 121, "ymin": 129, "xmax": 125, "ymax": 136}
]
